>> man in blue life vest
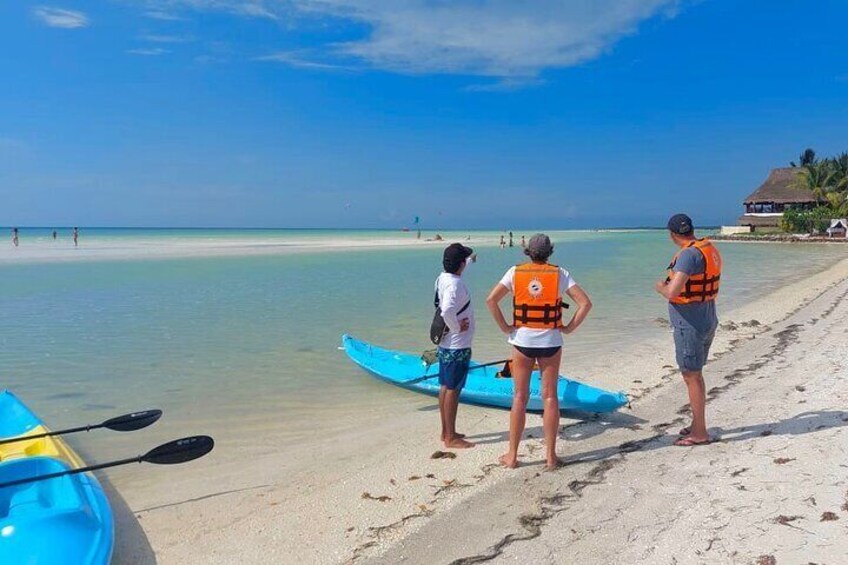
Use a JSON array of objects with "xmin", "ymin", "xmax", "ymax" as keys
[{"xmin": 655, "ymin": 214, "xmax": 722, "ymax": 446}]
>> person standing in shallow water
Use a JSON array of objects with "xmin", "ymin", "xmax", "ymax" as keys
[
  {"xmin": 11, "ymin": 228, "xmax": 19, "ymax": 247},
  {"xmin": 434, "ymin": 243, "xmax": 477, "ymax": 449},
  {"xmin": 73, "ymin": 227, "xmax": 79, "ymax": 247},
  {"xmin": 655, "ymin": 214, "xmax": 721, "ymax": 447},
  {"xmin": 486, "ymin": 234, "xmax": 593, "ymax": 470}
]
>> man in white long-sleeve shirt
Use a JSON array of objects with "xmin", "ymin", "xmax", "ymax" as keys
[{"xmin": 434, "ymin": 243, "xmax": 476, "ymax": 449}]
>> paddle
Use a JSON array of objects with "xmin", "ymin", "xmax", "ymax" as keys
[
  {"xmin": 0, "ymin": 435, "xmax": 215, "ymax": 490},
  {"xmin": 403, "ymin": 358, "xmax": 512, "ymax": 385},
  {"xmin": 0, "ymin": 409, "xmax": 163, "ymax": 446}
]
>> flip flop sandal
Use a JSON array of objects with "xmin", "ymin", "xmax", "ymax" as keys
[{"xmin": 674, "ymin": 436, "xmax": 711, "ymax": 447}]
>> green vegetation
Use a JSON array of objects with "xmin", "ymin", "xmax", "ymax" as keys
[
  {"xmin": 780, "ymin": 206, "xmax": 837, "ymax": 233},
  {"xmin": 783, "ymin": 149, "xmax": 848, "ymax": 233}
]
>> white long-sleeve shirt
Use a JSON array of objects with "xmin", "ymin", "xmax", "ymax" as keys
[{"xmin": 434, "ymin": 271, "xmax": 475, "ymax": 350}]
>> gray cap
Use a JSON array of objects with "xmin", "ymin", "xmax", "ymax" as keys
[{"xmin": 526, "ymin": 233, "xmax": 553, "ymax": 257}]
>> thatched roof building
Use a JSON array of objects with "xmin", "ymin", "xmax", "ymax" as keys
[{"xmin": 738, "ymin": 167, "xmax": 817, "ymax": 229}]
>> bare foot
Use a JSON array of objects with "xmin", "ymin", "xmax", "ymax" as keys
[
  {"xmin": 498, "ymin": 453, "xmax": 518, "ymax": 468},
  {"xmin": 441, "ymin": 432, "xmax": 466, "ymax": 441},
  {"xmin": 544, "ymin": 458, "xmax": 564, "ymax": 472},
  {"xmin": 444, "ymin": 437, "xmax": 475, "ymax": 449}
]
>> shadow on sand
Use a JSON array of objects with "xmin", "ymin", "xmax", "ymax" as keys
[
  {"xmin": 466, "ymin": 410, "xmax": 648, "ymax": 446},
  {"xmin": 561, "ymin": 410, "xmax": 848, "ymax": 467},
  {"xmin": 100, "ymin": 476, "xmax": 157, "ymax": 565}
]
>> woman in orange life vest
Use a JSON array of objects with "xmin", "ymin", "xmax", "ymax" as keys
[{"xmin": 486, "ymin": 234, "xmax": 593, "ymax": 470}]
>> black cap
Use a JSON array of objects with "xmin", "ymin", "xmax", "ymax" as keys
[
  {"xmin": 667, "ymin": 213, "xmax": 694, "ymax": 235},
  {"xmin": 443, "ymin": 243, "xmax": 473, "ymax": 273}
]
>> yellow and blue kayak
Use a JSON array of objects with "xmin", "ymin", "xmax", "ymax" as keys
[
  {"xmin": 342, "ymin": 335, "xmax": 628, "ymax": 413},
  {"xmin": 0, "ymin": 390, "xmax": 113, "ymax": 565}
]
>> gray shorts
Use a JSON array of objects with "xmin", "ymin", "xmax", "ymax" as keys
[{"xmin": 673, "ymin": 324, "xmax": 716, "ymax": 372}]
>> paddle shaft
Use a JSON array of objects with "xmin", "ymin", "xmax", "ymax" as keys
[
  {"xmin": 0, "ymin": 423, "xmax": 105, "ymax": 446},
  {"xmin": 0, "ymin": 409, "xmax": 162, "ymax": 446},
  {"xmin": 0, "ymin": 435, "xmax": 214, "ymax": 490},
  {"xmin": 404, "ymin": 358, "xmax": 510, "ymax": 385},
  {"xmin": 0, "ymin": 456, "xmax": 143, "ymax": 489}
]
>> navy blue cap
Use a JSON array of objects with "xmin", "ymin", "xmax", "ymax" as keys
[{"xmin": 667, "ymin": 213, "xmax": 694, "ymax": 235}]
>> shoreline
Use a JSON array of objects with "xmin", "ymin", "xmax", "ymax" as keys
[
  {"xmin": 370, "ymin": 257, "xmax": 848, "ymax": 565},
  {"xmin": 121, "ymin": 254, "xmax": 848, "ymax": 563},
  {"xmin": 713, "ymin": 234, "xmax": 848, "ymax": 244}
]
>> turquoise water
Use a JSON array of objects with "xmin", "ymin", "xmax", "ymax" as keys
[{"xmin": 0, "ymin": 229, "xmax": 845, "ymax": 491}]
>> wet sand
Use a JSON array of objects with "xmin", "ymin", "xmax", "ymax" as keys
[{"xmin": 129, "ymin": 257, "xmax": 848, "ymax": 564}]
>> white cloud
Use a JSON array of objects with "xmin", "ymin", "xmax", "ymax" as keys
[
  {"xmin": 255, "ymin": 51, "xmax": 350, "ymax": 71},
  {"xmin": 33, "ymin": 6, "xmax": 90, "ymax": 28},
  {"xmin": 128, "ymin": 47, "xmax": 171, "ymax": 55},
  {"xmin": 140, "ymin": 34, "xmax": 195, "ymax": 43},
  {"xmin": 310, "ymin": 0, "xmax": 682, "ymax": 78},
  {"xmin": 144, "ymin": 0, "xmax": 280, "ymax": 20},
  {"xmin": 141, "ymin": 1, "xmax": 686, "ymax": 79},
  {"xmin": 144, "ymin": 10, "xmax": 187, "ymax": 20}
]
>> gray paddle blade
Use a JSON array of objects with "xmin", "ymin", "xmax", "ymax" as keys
[{"xmin": 143, "ymin": 436, "xmax": 214, "ymax": 465}]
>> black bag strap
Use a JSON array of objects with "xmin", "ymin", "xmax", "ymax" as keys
[{"xmin": 435, "ymin": 290, "xmax": 470, "ymax": 315}]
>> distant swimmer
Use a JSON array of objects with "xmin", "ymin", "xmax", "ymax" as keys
[
  {"xmin": 655, "ymin": 214, "xmax": 721, "ymax": 447},
  {"xmin": 486, "ymin": 234, "xmax": 593, "ymax": 470},
  {"xmin": 52, "ymin": 230, "xmax": 57, "ymax": 240},
  {"xmin": 520, "ymin": 235, "xmax": 526, "ymax": 248},
  {"xmin": 499, "ymin": 235, "xmax": 506, "ymax": 249},
  {"xmin": 508, "ymin": 231, "xmax": 514, "ymax": 247},
  {"xmin": 73, "ymin": 227, "xmax": 79, "ymax": 247},
  {"xmin": 432, "ymin": 243, "xmax": 477, "ymax": 449},
  {"xmin": 11, "ymin": 228, "xmax": 19, "ymax": 247}
]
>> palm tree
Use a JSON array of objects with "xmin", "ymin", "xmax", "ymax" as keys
[
  {"xmin": 790, "ymin": 147, "xmax": 817, "ymax": 167},
  {"xmin": 794, "ymin": 161, "xmax": 838, "ymax": 202},
  {"xmin": 831, "ymin": 153, "xmax": 848, "ymax": 191}
]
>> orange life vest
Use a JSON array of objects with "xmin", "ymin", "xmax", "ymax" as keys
[
  {"xmin": 512, "ymin": 263, "xmax": 562, "ymax": 329},
  {"xmin": 667, "ymin": 239, "xmax": 722, "ymax": 304}
]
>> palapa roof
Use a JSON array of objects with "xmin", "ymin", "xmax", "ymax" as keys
[{"xmin": 743, "ymin": 167, "xmax": 817, "ymax": 204}]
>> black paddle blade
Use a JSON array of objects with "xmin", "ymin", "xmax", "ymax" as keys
[
  {"xmin": 499, "ymin": 361, "xmax": 512, "ymax": 378},
  {"xmin": 143, "ymin": 435, "xmax": 214, "ymax": 465},
  {"xmin": 102, "ymin": 409, "xmax": 163, "ymax": 432}
]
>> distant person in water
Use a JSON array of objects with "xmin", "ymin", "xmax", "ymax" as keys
[
  {"xmin": 12, "ymin": 228, "xmax": 19, "ymax": 247},
  {"xmin": 520, "ymin": 235, "xmax": 526, "ymax": 248},
  {"xmin": 73, "ymin": 227, "xmax": 79, "ymax": 247},
  {"xmin": 655, "ymin": 214, "xmax": 721, "ymax": 447},
  {"xmin": 434, "ymin": 243, "xmax": 477, "ymax": 449},
  {"xmin": 487, "ymin": 234, "xmax": 593, "ymax": 470},
  {"xmin": 52, "ymin": 230, "xmax": 57, "ymax": 240},
  {"xmin": 499, "ymin": 235, "xmax": 506, "ymax": 249},
  {"xmin": 509, "ymin": 231, "xmax": 514, "ymax": 247}
]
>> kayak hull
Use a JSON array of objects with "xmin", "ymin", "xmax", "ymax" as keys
[
  {"xmin": 0, "ymin": 390, "xmax": 114, "ymax": 565},
  {"xmin": 342, "ymin": 335, "xmax": 628, "ymax": 413}
]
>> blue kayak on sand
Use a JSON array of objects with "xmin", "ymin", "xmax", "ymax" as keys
[
  {"xmin": 0, "ymin": 390, "xmax": 114, "ymax": 565},
  {"xmin": 342, "ymin": 335, "xmax": 628, "ymax": 413}
]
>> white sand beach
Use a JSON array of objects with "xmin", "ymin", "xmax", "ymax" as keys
[
  {"xmin": 0, "ymin": 233, "xmax": 483, "ymax": 264},
  {"xmin": 117, "ymin": 256, "xmax": 848, "ymax": 564}
]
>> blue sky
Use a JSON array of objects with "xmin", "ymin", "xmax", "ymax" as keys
[{"xmin": 1, "ymin": 0, "xmax": 847, "ymax": 229}]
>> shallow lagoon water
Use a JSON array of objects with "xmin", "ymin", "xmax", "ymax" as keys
[{"xmin": 0, "ymin": 229, "xmax": 845, "ymax": 492}]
